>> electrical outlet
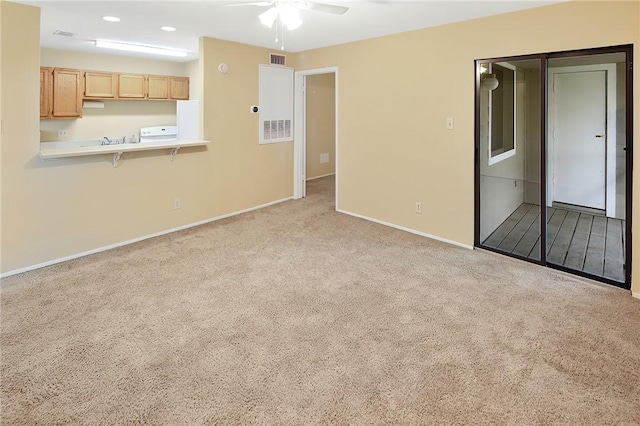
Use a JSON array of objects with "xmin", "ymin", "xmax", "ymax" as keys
[
  {"xmin": 415, "ymin": 202, "xmax": 422, "ymax": 214},
  {"xmin": 446, "ymin": 117, "xmax": 454, "ymax": 130},
  {"xmin": 57, "ymin": 129, "xmax": 69, "ymax": 138},
  {"xmin": 174, "ymin": 198, "xmax": 181, "ymax": 210}
]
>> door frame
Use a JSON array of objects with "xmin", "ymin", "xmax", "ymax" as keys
[
  {"xmin": 547, "ymin": 64, "xmax": 617, "ymax": 217},
  {"xmin": 293, "ymin": 66, "xmax": 338, "ymax": 204},
  {"xmin": 474, "ymin": 44, "xmax": 633, "ymax": 290}
]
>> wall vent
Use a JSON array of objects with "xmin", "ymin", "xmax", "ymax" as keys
[
  {"xmin": 269, "ymin": 53, "xmax": 286, "ymax": 66},
  {"xmin": 53, "ymin": 30, "xmax": 76, "ymax": 37}
]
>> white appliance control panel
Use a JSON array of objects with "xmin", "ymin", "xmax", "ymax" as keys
[{"xmin": 140, "ymin": 126, "xmax": 178, "ymax": 143}]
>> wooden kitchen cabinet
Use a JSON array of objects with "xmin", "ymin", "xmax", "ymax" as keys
[
  {"xmin": 51, "ymin": 68, "xmax": 83, "ymax": 118},
  {"xmin": 119, "ymin": 74, "xmax": 188, "ymax": 100},
  {"xmin": 41, "ymin": 67, "xmax": 190, "ymax": 117},
  {"xmin": 169, "ymin": 77, "xmax": 189, "ymax": 100},
  {"xmin": 84, "ymin": 71, "xmax": 117, "ymax": 98},
  {"xmin": 41, "ymin": 67, "xmax": 83, "ymax": 119},
  {"xmin": 147, "ymin": 75, "xmax": 169, "ymax": 99},
  {"xmin": 118, "ymin": 74, "xmax": 146, "ymax": 98},
  {"xmin": 40, "ymin": 67, "xmax": 52, "ymax": 118}
]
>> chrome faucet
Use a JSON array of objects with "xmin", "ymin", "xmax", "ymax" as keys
[{"xmin": 102, "ymin": 136, "xmax": 112, "ymax": 145}]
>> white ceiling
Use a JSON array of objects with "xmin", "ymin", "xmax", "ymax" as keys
[{"xmin": 15, "ymin": 0, "xmax": 563, "ymax": 62}]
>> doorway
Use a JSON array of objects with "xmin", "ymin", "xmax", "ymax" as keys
[
  {"xmin": 475, "ymin": 46, "xmax": 633, "ymax": 289},
  {"xmin": 548, "ymin": 64, "xmax": 617, "ymax": 216},
  {"xmin": 293, "ymin": 67, "xmax": 338, "ymax": 205},
  {"xmin": 305, "ymin": 73, "xmax": 336, "ymax": 200}
]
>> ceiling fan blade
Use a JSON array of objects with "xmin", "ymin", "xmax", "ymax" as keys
[
  {"xmin": 210, "ymin": 1, "xmax": 274, "ymax": 7},
  {"xmin": 294, "ymin": 1, "xmax": 349, "ymax": 15}
]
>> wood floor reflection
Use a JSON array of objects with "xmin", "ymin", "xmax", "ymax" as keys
[{"xmin": 484, "ymin": 203, "xmax": 625, "ymax": 282}]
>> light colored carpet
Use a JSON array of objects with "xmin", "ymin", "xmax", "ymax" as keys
[{"xmin": 2, "ymin": 175, "xmax": 640, "ymax": 425}]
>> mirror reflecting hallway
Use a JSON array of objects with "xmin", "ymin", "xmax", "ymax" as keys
[{"xmin": 476, "ymin": 48, "xmax": 630, "ymax": 287}]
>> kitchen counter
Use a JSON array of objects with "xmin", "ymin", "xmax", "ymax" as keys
[{"xmin": 40, "ymin": 139, "xmax": 210, "ymax": 160}]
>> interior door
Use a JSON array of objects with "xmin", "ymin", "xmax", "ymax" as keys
[{"xmin": 553, "ymin": 70, "xmax": 607, "ymax": 209}]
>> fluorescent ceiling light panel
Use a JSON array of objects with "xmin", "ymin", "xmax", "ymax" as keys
[
  {"xmin": 102, "ymin": 16, "xmax": 120, "ymax": 22},
  {"xmin": 161, "ymin": 26, "xmax": 176, "ymax": 32},
  {"xmin": 95, "ymin": 40, "xmax": 187, "ymax": 57}
]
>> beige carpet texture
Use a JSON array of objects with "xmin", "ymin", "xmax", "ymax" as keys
[{"xmin": 2, "ymin": 176, "xmax": 640, "ymax": 425}]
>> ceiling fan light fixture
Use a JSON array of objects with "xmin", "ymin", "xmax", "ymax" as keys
[
  {"xmin": 481, "ymin": 73, "xmax": 499, "ymax": 91},
  {"xmin": 258, "ymin": 7, "xmax": 278, "ymax": 28},
  {"xmin": 259, "ymin": 3, "xmax": 303, "ymax": 31},
  {"xmin": 279, "ymin": 4, "xmax": 302, "ymax": 30},
  {"xmin": 285, "ymin": 18, "xmax": 302, "ymax": 31}
]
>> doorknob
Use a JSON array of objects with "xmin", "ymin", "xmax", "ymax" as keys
[{"xmin": 595, "ymin": 134, "xmax": 605, "ymax": 138}]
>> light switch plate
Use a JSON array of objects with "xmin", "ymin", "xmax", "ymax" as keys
[{"xmin": 446, "ymin": 117, "xmax": 454, "ymax": 130}]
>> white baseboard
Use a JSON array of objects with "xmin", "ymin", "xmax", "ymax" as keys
[
  {"xmin": 633, "ymin": 292, "xmax": 640, "ymax": 300},
  {"xmin": 1, "ymin": 196, "xmax": 293, "ymax": 279},
  {"xmin": 306, "ymin": 173, "xmax": 335, "ymax": 181},
  {"xmin": 336, "ymin": 209, "xmax": 473, "ymax": 250}
]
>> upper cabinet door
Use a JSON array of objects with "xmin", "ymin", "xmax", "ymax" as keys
[
  {"xmin": 85, "ymin": 72, "xmax": 117, "ymax": 98},
  {"xmin": 40, "ymin": 67, "xmax": 52, "ymax": 118},
  {"xmin": 147, "ymin": 75, "xmax": 169, "ymax": 99},
  {"xmin": 52, "ymin": 68, "xmax": 82, "ymax": 118},
  {"xmin": 118, "ymin": 74, "xmax": 146, "ymax": 98},
  {"xmin": 169, "ymin": 77, "xmax": 189, "ymax": 100}
]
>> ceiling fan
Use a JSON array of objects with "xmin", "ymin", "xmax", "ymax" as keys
[
  {"xmin": 221, "ymin": 1, "xmax": 350, "ymax": 18},
  {"xmin": 213, "ymin": 0, "xmax": 349, "ymax": 50}
]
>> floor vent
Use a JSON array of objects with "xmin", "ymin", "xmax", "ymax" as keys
[{"xmin": 269, "ymin": 53, "xmax": 286, "ymax": 66}]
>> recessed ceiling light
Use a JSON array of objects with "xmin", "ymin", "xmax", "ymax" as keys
[
  {"xmin": 161, "ymin": 26, "xmax": 176, "ymax": 32},
  {"xmin": 102, "ymin": 16, "xmax": 120, "ymax": 22}
]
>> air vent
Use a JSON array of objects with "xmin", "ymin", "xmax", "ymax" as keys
[
  {"xmin": 53, "ymin": 30, "xmax": 76, "ymax": 37},
  {"xmin": 269, "ymin": 53, "xmax": 286, "ymax": 66}
]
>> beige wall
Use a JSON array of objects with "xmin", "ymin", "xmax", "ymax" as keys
[
  {"xmin": 295, "ymin": 1, "xmax": 640, "ymax": 293},
  {"xmin": 200, "ymin": 37, "xmax": 293, "ymax": 215},
  {"xmin": 0, "ymin": 3, "xmax": 293, "ymax": 274},
  {"xmin": 186, "ymin": 59, "xmax": 200, "ymax": 102},
  {"xmin": 305, "ymin": 73, "xmax": 335, "ymax": 179},
  {"xmin": 40, "ymin": 48, "xmax": 188, "ymax": 75},
  {"xmin": 40, "ymin": 101, "xmax": 177, "ymax": 142},
  {"xmin": 1, "ymin": 1, "xmax": 41, "ymax": 272}
]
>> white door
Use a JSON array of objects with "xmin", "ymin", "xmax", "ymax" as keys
[{"xmin": 553, "ymin": 70, "xmax": 607, "ymax": 209}]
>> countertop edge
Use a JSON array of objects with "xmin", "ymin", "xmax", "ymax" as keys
[{"xmin": 39, "ymin": 139, "xmax": 211, "ymax": 159}]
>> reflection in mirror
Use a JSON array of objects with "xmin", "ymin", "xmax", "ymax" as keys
[
  {"xmin": 546, "ymin": 52, "xmax": 627, "ymax": 283},
  {"xmin": 488, "ymin": 63, "xmax": 516, "ymax": 164},
  {"xmin": 478, "ymin": 59, "xmax": 541, "ymax": 262}
]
